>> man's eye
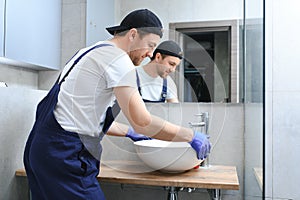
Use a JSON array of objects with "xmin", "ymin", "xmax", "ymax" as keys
[{"xmin": 148, "ymin": 44, "xmax": 155, "ymax": 49}]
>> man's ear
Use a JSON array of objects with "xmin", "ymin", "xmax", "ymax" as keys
[
  {"xmin": 155, "ymin": 52, "xmax": 162, "ymax": 61},
  {"xmin": 128, "ymin": 28, "xmax": 137, "ymax": 41}
]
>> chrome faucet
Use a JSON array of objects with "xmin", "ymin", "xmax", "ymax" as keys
[{"xmin": 189, "ymin": 112, "xmax": 210, "ymax": 168}]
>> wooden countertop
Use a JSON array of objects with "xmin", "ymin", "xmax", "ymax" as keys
[{"xmin": 15, "ymin": 160, "xmax": 239, "ymax": 190}]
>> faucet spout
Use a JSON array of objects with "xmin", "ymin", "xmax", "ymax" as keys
[
  {"xmin": 189, "ymin": 112, "xmax": 210, "ymax": 168},
  {"xmin": 189, "ymin": 122, "xmax": 206, "ymax": 127}
]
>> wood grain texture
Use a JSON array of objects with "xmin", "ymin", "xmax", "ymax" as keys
[{"xmin": 15, "ymin": 160, "xmax": 239, "ymax": 190}]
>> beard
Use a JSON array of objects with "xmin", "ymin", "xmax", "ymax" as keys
[
  {"xmin": 131, "ymin": 57, "xmax": 143, "ymax": 66},
  {"xmin": 129, "ymin": 52, "xmax": 143, "ymax": 66}
]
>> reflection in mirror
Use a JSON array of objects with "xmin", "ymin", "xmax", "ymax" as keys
[
  {"xmin": 170, "ymin": 20, "xmax": 240, "ymax": 103},
  {"xmin": 87, "ymin": 1, "xmax": 264, "ymax": 199}
]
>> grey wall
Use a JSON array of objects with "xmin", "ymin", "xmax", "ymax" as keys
[
  {"xmin": 265, "ymin": 0, "xmax": 300, "ymax": 199},
  {"xmin": 0, "ymin": 88, "xmax": 46, "ymax": 199},
  {"xmin": 0, "ymin": 64, "xmax": 38, "ymax": 89},
  {"xmin": 115, "ymin": 0, "xmax": 243, "ymax": 41},
  {"xmin": 106, "ymin": 2, "xmax": 246, "ymax": 199},
  {"xmin": 0, "ymin": 96, "xmax": 244, "ymax": 200},
  {"xmin": 86, "ymin": 0, "xmax": 114, "ymax": 46},
  {"xmin": 101, "ymin": 103, "xmax": 244, "ymax": 200},
  {"xmin": 0, "ymin": 1, "xmax": 86, "ymax": 199},
  {"xmin": 39, "ymin": 0, "xmax": 87, "ymax": 90}
]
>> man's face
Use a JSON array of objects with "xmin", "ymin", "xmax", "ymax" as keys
[
  {"xmin": 128, "ymin": 32, "xmax": 160, "ymax": 66},
  {"xmin": 156, "ymin": 54, "xmax": 181, "ymax": 78}
]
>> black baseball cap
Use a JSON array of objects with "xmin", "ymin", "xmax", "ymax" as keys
[
  {"xmin": 153, "ymin": 40, "xmax": 183, "ymax": 59},
  {"xmin": 106, "ymin": 9, "xmax": 163, "ymax": 38}
]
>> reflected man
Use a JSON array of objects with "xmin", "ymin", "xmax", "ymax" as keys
[{"xmin": 136, "ymin": 40, "xmax": 183, "ymax": 103}]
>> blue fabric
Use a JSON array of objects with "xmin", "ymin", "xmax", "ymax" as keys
[
  {"xmin": 125, "ymin": 127, "xmax": 152, "ymax": 141},
  {"xmin": 23, "ymin": 44, "xmax": 113, "ymax": 200}
]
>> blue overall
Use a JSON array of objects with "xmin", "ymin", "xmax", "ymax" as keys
[
  {"xmin": 23, "ymin": 44, "xmax": 118, "ymax": 200},
  {"xmin": 135, "ymin": 70, "xmax": 167, "ymax": 103}
]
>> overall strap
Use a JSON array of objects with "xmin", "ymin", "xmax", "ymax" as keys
[
  {"xmin": 160, "ymin": 78, "xmax": 167, "ymax": 102},
  {"xmin": 136, "ymin": 69, "xmax": 168, "ymax": 103},
  {"xmin": 59, "ymin": 43, "xmax": 112, "ymax": 85},
  {"xmin": 135, "ymin": 69, "xmax": 142, "ymax": 96}
]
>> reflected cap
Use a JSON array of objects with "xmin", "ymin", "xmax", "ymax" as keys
[
  {"xmin": 153, "ymin": 40, "xmax": 183, "ymax": 59},
  {"xmin": 106, "ymin": 9, "xmax": 163, "ymax": 38}
]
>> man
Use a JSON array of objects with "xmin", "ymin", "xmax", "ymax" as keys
[
  {"xmin": 136, "ymin": 40, "xmax": 182, "ymax": 103},
  {"xmin": 23, "ymin": 9, "xmax": 210, "ymax": 200}
]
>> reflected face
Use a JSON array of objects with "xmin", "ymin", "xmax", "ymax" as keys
[
  {"xmin": 155, "ymin": 54, "xmax": 181, "ymax": 78},
  {"xmin": 128, "ymin": 33, "xmax": 160, "ymax": 66}
]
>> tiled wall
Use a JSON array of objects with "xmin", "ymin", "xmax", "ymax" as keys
[
  {"xmin": 0, "ymin": 88, "xmax": 47, "ymax": 199},
  {"xmin": 108, "ymin": 1, "xmax": 247, "ymax": 199},
  {"xmin": 115, "ymin": 0, "xmax": 243, "ymax": 41},
  {"xmin": 265, "ymin": 0, "xmax": 300, "ymax": 199},
  {"xmin": 0, "ymin": 63, "xmax": 38, "ymax": 89},
  {"xmin": 0, "ymin": 92, "xmax": 245, "ymax": 200},
  {"xmin": 101, "ymin": 103, "xmax": 244, "ymax": 200}
]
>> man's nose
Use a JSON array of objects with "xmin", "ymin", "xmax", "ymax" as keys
[
  {"xmin": 169, "ymin": 66, "xmax": 176, "ymax": 72},
  {"xmin": 147, "ymin": 52, "xmax": 153, "ymax": 58}
]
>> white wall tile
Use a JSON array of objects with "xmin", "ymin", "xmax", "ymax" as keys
[
  {"xmin": 265, "ymin": 91, "xmax": 273, "ymax": 197},
  {"xmin": 190, "ymin": 0, "xmax": 243, "ymax": 21},
  {"xmin": 272, "ymin": 91, "xmax": 300, "ymax": 199},
  {"xmin": 272, "ymin": 0, "xmax": 300, "ymax": 91}
]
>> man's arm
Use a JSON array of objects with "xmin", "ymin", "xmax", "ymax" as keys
[
  {"xmin": 113, "ymin": 86, "xmax": 193, "ymax": 142},
  {"xmin": 106, "ymin": 121, "xmax": 151, "ymax": 141},
  {"xmin": 166, "ymin": 76, "xmax": 179, "ymax": 103},
  {"xmin": 106, "ymin": 122, "xmax": 128, "ymax": 137},
  {"xmin": 166, "ymin": 98, "xmax": 179, "ymax": 103}
]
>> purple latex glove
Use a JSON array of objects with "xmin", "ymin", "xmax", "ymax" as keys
[
  {"xmin": 189, "ymin": 131, "xmax": 211, "ymax": 160},
  {"xmin": 125, "ymin": 127, "xmax": 152, "ymax": 142}
]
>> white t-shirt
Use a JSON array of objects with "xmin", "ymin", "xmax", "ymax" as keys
[
  {"xmin": 136, "ymin": 66, "xmax": 178, "ymax": 102},
  {"xmin": 54, "ymin": 41, "xmax": 136, "ymax": 137}
]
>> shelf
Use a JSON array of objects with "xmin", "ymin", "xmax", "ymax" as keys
[{"xmin": 0, "ymin": 57, "xmax": 59, "ymax": 71}]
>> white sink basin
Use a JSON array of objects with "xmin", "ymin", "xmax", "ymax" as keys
[{"xmin": 134, "ymin": 139, "xmax": 203, "ymax": 173}]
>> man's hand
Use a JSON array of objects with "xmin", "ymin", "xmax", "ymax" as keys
[
  {"xmin": 125, "ymin": 127, "xmax": 152, "ymax": 142},
  {"xmin": 189, "ymin": 131, "xmax": 211, "ymax": 160}
]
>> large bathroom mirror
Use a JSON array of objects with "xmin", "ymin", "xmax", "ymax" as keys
[{"xmin": 87, "ymin": 0, "xmax": 264, "ymax": 199}]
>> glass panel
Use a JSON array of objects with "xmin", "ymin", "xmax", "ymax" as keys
[
  {"xmin": 0, "ymin": 0, "xmax": 4, "ymax": 57},
  {"xmin": 243, "ymin": 0, "xmax": 264, "ymax": 199}
]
